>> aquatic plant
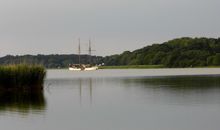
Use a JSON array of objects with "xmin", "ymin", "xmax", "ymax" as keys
[{"xmin": 0, "ymin": 64, "xmax": 46, "ymax": 90}]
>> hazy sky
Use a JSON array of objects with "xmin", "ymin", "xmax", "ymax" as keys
[{"xmin": 0, "ymin": 0, "xmax": 220, "ymax": 56}]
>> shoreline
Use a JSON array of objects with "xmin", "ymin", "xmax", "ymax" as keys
[
  {"xmin": 46, "ymin": 65, "xmax": 220, "ymax": 70},
  {"xmin": 99, "ymin": 65, "xmax": 220, "ymax": 69},
  {"xmin": 46, "ymin": 68, "xmax": 220, "ymax": 79}
]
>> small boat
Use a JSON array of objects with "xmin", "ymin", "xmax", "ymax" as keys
[
  {"xmin": 69, "ymin": 39, "xmax": 98, "ymax": 71},
  {"xmin": 69, "ymin": 64, "xmax": 82, "ymax": 71},
  {"xmin": 69, "ymin": 64, "xmax": 98, "ymax": 71}
]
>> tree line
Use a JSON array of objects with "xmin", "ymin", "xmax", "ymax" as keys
[
  {"xmin": 0, "ymin": 54, "xmax": 103, "ymax": 68},
  {"xmin": 1, "ymin": 37, "xmax": 220, "ymax": 68},
  {"xmin": 104, "ymin": 37, "xmax": 220, "ymax": 67}
]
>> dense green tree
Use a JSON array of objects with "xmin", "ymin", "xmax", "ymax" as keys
[
  {"xmin": 213, "ymin": 53, "xmax": 220, "ymax": 65},
  {"xmin": 0, "ymin": 54, "xmax": 103, "ymax": 68},
  {"xmin": 1, "ymin": 37, "xmax": 220, "ymax": 68},
  {"xmin": 104, "ymin": 37, "xmax": 220, "ymax": 68}
]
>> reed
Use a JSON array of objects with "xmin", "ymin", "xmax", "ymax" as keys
[{"xmin": 0, "ymin": 64, "xmax": 46, "ymax": 90}]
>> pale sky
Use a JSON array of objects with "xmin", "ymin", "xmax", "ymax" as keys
[{"xmin": 0, "ymin": 0, "xmax": 220, "ymax": 56}]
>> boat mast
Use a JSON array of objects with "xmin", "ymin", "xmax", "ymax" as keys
[
  {"xmin": 88, "ymin": 39, "xmax": 96, "ymax": 65},
  {"xmin": 78, "ymin": 38, "xmax": 81, "ymax": 65},
  {"xmin": 88, "ymin": 39, "xmax": 92, "ymax": 64}
]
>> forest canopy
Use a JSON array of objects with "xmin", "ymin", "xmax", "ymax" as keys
[
  {"xmin": 1, "ymin": 37, "xmax": 220, "ymax": 68},
  {"xmin": 104, "ymin": 37, "xmax": 220, "ymax": 67}
]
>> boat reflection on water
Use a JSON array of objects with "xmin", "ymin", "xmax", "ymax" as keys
[
  {"xmin": 78, "ymin": 78, "xmax": 93, "ymax": 106},
  {"xmin": 45, "ymin": 78, "xmax": 94, "ymax": 106},
  {"xmin": 0, "ymin": 87, "xmax": 46, "ymax": 115}
]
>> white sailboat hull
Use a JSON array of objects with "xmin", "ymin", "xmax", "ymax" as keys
[
  {"xmin": 68, "ymin": 67, "xmax": 81, "ymax": 71},
  {"xmin": 84, "ymin": 66, "xmax": 98, "ymax": 71},
  {"xmin": 69, "ymin": 66, "xmax": 98, "ymax": 71}
]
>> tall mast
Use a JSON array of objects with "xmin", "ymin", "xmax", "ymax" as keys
[
  {"xmin": 78, "ymin": 38, "xmax": 81, "ymax": 65},
  {"xmin": 89, "ymin": 39, "xmax": 92, "ymax": 64},
  {"xmin": 88, "ymin": 39, "xmax": 96, "ymax": 65}
]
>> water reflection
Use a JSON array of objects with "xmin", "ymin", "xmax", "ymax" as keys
[
  {"xmin": 46, "ymin": 75, "xmax": 220, "ymax": 107},
  {"xmin": 121, "ymin": 76, "xmax": 220, "ymax": 105},
  {"xmin": 78, "ymin": 78, "xmax": 93, "ymax": 106},
  {"xmin": 41, "ymin": 75, "xmax": 220, "ymax": 130},
  {"xmin": 46, "ymin": 78, "xmax": 94, "ymax": 106},
  {"xmin": 0, "ymin": 90, "xmax": 46, "ymax": 115},
  {"xmin": 123, "ymin": 75, "xmax": 220, "ymax": 90}
]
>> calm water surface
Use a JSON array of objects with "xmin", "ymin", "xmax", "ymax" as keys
[{"xmin": 1, "ymin": 68, "xmax": 220, "ymax": 130}]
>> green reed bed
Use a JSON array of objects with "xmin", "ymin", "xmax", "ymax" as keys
[{"xmin": 0, "ymin": 65, "xmax": 46, "ymax": 90}]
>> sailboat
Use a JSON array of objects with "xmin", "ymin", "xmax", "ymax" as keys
[{"xmin": 69, "ymin": 39, "xmax": 98, "ymax": 71}]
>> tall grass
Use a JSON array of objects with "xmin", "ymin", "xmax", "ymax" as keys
[{"xmin": 0, "ymin": 64, "xmax": 46, "ymax": 90}]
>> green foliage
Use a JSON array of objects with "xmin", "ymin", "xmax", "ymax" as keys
[
  {"xmin": 210, "ymin": 53, "xmax": 220, "ymax": 65},
  {"xmin": 103, "ymin": 37, "xmax": 220, "ymax": 67},
  {"xmin": 1, "ymin": 37, "xmax": 220, "ymax": 68},
  {"xmin": 0, "ymin": 64, "xmax": 46, "ymax": 90},
  {"xmin": 0, "ymin": 54, "xmax": 103, "ymax": 69}
]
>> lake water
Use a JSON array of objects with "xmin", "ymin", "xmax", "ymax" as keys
[{"xmin": 1, "ymin": 68, "xmax": 220, "ymax": 130}]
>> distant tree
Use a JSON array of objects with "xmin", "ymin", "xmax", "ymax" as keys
[
  {"xmin": 103, "ymin": 37, "xmax": 220, "ymax": 68},
  {"xmin": 0, "ymin": 54, "xmax": 103, "ymax": 68},
  {"xmin": 213, "ymin": 53, "xmax": 220, "ymax": 65},
  {"xmin": 1, "ymin": 37, "xmax": 220, "ymax": 68}
]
